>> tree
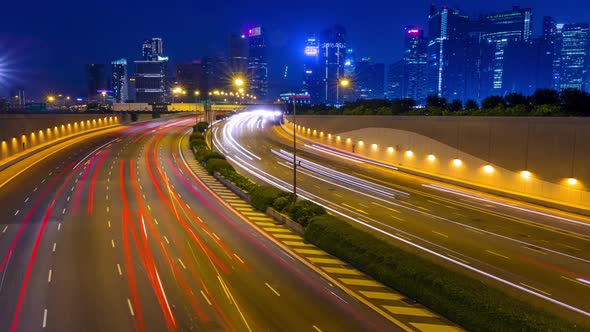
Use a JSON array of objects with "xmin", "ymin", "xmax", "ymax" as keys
[
  {"xmin": 505, "ymin": 93, "xmax": 528, "ymax": 107},
  {"xmin": 481, "ymin": 95, "xmax": 506, "ymax": 110},
  {"xmin": 560, "ymin": 88, "xmax": 590, "ymax": 116},
  {"xmin": 426, "ymin": 95, "xmax": 447, "ymax": 108},
  {"xmin": 529, "ymin": 89, "xmax": 559, "ymax": 106},
  {"xmin": 449, "ymin": 99, "xmax": 463, "ymax": 112},
  {"xmin": 464, "ymin": 99, "xmax": 479, "ymax": 110}
]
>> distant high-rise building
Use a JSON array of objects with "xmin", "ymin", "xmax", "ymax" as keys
[
  {"xmin": 355, "ymin": 58, "xmax": 384, "ymax": 99},
  {"xmin": 554, "ymin": 23, "xmax": 590, "ymax": 91},
  {"xmin": 403, "ymin": 26, "xmax": 428, "ymax": 104},
  {"xmin": 320, "ymin": 25, "xmax": 347, "ymax": 104},
  {"xmin": 127, "ymin": 77, "xmax": 136, "ymax": 102},
  {"xmin": 343, "ymin": 48, "xmax": 356, "ymax": 78},
  {"xmin": 246, "ymin": 27, "xmax": 268, "ymax": 100},
  {"xmin": 176, "ymin": 60, "xmax": 206, "ymax": 101},
  {"xmin": 203, "ymin": 55, "xmax": 227, "ymax": 92},
  {"xmin": 427, "ymin": 5, "xmax": 471, "ymax": 100},
  {"xmin": 86, "ymin": 64, "xmax": 108, "ymax": 102},
  {"xmin": 480, "ymin": 5, "xmax": 533, "ymax": 95},
  {"xmin": 229, "ymin": 33, "xmax": 249, "ymax": 78},
  {"xmin": 386, "ymin": 60, "xmax": 404, "ymax": 100},
  {"xmin": 134, "ymin": 60, "xmax": 166, "ymax": 103},
  {"xmin": 111, "ymin": 59, "xmax": 128, "ymax": 103},
  {"xmin": 142, "ymin": 38, "xmax": 164, "ymax": 61},
  {"xmin": 9, "ymin": 88, "xmax": 25, "ymax": 108},
  {"xmin": 302, "ymin": 34, "xmax": 322, "ymax": 104}
]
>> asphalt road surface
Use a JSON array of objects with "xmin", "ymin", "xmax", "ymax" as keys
[
  {"xmin": 0, "ymin": 116, "xmax": 400, "ymax": 331},
  {"xmin": 212, "ymin": 109, "xmax": 590, "ymax": 326}
]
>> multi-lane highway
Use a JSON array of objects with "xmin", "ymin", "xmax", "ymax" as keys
[
  {"xmin": 0, "ymin": 116, "xmax": 400, "ymax": 331},
  {"xmin": 212, "ymin": 109, "xmax": 590, "ymax": 325}
]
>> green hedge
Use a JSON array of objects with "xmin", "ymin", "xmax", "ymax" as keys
[
  {"xmin": 217, "ymin": 168, "xmax": 259, "ymax": 193},
  {"xmin": 287, "ymin": 200, "xmax": 326, "ymax": 227},
  {"xmin": 250, "ymin": 186, "xmax": 291, "ymax": 212},
  {"xmin": 205, "ymin": 158, "xmax": 234, "ymax": 174},
  {"xmin": 304, "ymin": 215, "xmax": 579, "ymax": 332}
]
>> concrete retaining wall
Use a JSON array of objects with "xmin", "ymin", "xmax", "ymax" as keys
[{"xmin": 285, "ymin": 115, "xmax": 590, "ymax": 211}]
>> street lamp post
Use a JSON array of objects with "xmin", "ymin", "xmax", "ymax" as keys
[
  {"xmin": 292, "ymin": 96, "xmax": 297, "ymax": 199},
  {"xmin": 339, "ymin": 78, "xmax": 350, "ymax": 105}
]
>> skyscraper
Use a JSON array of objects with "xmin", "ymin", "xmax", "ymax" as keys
[
  {"xmin": 320, "ymin": 25, "xmax": 347, "ymax": 104},
  {"xmin": 229, "ymin": 33, "xmax": 249, "ymax": 78},
  {"xmin": 246, "ymin": 27, "xmax": 268, "ymax": 100},
  {"xmin": 386, "ymin": 60, "xmax": 404, "ymax": 100},
  {"xmin": 111, "ymin": 59, "xmax": 128, "ymax": 103},
  {"xmin": 427, "ymin": 5, "xmax": 471, "ymax": 100},
  {"xmin": 302, "ymin": 34, "xmax": 322, "ymax": 104},
  {"xmin": 142, "ymin": 38, "xmax": 164, "ymax": 61},
  {"xmin": 134, "ymin": 61, "xmax": 166, "ymax": 103},
  {"xmin": 176, "ymin": 60, "xmax": 206, "ymax": 101},
  {"xmin": 86, "ymin": 64, "xmax": 107, "ymax": 103},
  {"xmin": 355, "ymin": 58, "xmax": 384, "ymax": 99},
  {"xmin": 553, "ymin": 23, "xmax": 590, "ymax": 91},
  {"xmin": 403, "ymin": 26, "xmax": 428, "ymax": 103},
  {"xmin": 480, "ymin": 5, "xmax": 533, "ymax": 95}
]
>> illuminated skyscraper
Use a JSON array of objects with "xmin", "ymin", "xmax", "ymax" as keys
[
  {"xmin": 302, "ymin": 34, "xmax": 322, "ymax": 104},
  {"xmin": 320, "ymin": 25, "xmax": 347, "ymax": 104},
  {"xmin": 553, "ymin": 23, "xmax": 590, "ymax": 91},
  {"xmin": 229, "ymin": 33, "xmax": 248, "ymax": 77},
  {"xmin": 134, "ymin": 60, "xmax": 166, "ymax": 103},
  {"xmin": 142, "ymin": 38, "xmax": 163, "ymax": 61},
  {"xmin": 246, "ymin": 27, "xmax": 268, "ymax": 100},
  {"xmin": 386, "ymin": 60, "xmax": 404, "ymax": 100},
  {"xmin": 403, "ymin": 26, "xmax": 428, "ymax": 103},
  {"xmin": 355, "ymin": 57, "xmax": 384, "ymax": 100},
  {"xmin": 427, "ymin": 5, "xmax": 470, "ymax": 100},
  {"xmin": 480, "ymin": 5, "xmax": 533, "ymax": 94},
  {"xmin": 111, "ymin": 59, "xmax": 128, "ymax": 103}
]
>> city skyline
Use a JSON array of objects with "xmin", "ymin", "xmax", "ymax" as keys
[{"xmin": 1, "ymin": 0, "xmax": 589, "ymax": 99}]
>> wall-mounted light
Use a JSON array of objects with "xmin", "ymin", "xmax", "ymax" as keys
[
  {"xmin": 483, "ymin": 165, "xmax": 494, "ymax": 173},
  {"xmin": 567, "ymin": 178, "xmax": 578, "ymax": 186},
  {"xmin": 427, "ymin": 154, "xmax": 436, "ymax": 162},
  {"xmin": 453, "ymin": 159, "xmax": 463, "ymax": 167},
  {"xmin": 405, "ymin": 150, "xmax": 413, "ymax": 157},
  {"xmin": 387, "ymin": 147, "xmax": 394, "ymax": 153},
  {"xmin": 521, "ymin": 170, "xmax": 532, "ymax": 179}
]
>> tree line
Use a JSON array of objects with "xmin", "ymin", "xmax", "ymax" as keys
[{"xmin": 291, "ymin": 88, "xmax": 590, "ymax": 116}]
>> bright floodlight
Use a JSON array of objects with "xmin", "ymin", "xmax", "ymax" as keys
[
  {"xmin": 453, "ymin": 158, "xmax": 463, "ymax": 166},
  {"xmin": 340, "ymin": 78, "xmax": 350, "ymax": 87},
  {"xmin": 234, "ymin": 78, "xmax": 244, "ymax": 87},
  {"xmin": 405, "ymin": 150, "xmax": 413, "ymax": 157},
  {"xmin": 427, "ymin": 154, "xmax": 436, "ymax": 161},
  {"xmin": 483, "ymin": 165, "xmax": 494, "ymax": 173},
  {"xmin": 567, "ymin": 178, "xmax": 578, "ymax": 185},
  {"xmin": 521, "ymin": 170, "xmax": 532, "ymax": 179},
  {"xmin": 172, "ymin": 87, "xmax": 183, "ymax": 94}
]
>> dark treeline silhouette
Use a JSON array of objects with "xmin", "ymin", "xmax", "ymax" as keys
[{"xmin": 289, "ymin": 88, "xmax": 590, "ymax": 117}]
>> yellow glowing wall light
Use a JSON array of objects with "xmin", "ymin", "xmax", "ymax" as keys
[
  {"xmin": 452, "ymin": 158, "xmax": 463, "ymax": 167},
  {"xmin": 567, "ymin": 178, "xmax": 578, "ymax": 186},
  {"xmin": 427, "ymin": 154, "xmax": 436, "ymax": 161},
  {"xmin": 520, "ymin": 170, "xmax": 532, "ymax": 179},
  {"xmin": 405, "ymin": 150, "xmax": 413, "ymax": 157},
  {"xmin": 483, "ymin": 164, "xmax": 494, "ymax": 173},
  {"xmin": 387, "ymin": 147, "xmax": 394, "ymax": 153}
]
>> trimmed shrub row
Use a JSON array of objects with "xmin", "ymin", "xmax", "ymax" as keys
[{"xmin": 304, "ymin": 214, "xmax": 580, "ymax": 332}]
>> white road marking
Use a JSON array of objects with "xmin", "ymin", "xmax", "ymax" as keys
[
  {"xmin": 163, "ymin": 236, "xmax": 170, "ymax": 244},
  {"xmin": 265, "ymin": 283, "xmax": 281, "ymax": 297},
  {"xmin": 178, "ymin": 258, "xmax": 187, "ymax": 269},
  {"xmin": 66, "ymin": 196, "xmax": 70, "ymax": 202},
  {"xmin": 52, "ymin": 243, "xmax": 56, "ymax": 252},
  {"xmin": 2, "ymin": 226, "xmax": 7, "ymax": 234},
  {"xmin": 57, "ymin": 223, "xmax": 61, "ymax": 231},
  {"xmin": 47, "ymin": 269, "xmax": 52, "ymax": 283},
  {"xmin": 24, "ymin": 197, "xmax": 29, "ymax": 203},
  {"xmin": 62, "ymin": 208, "xmax": 66, "ymax": 215},
  {"xmin": 107, "ymin": 220, "xmax": 111, "ymax": 228},
  {"xmin": 200, "ymin": 290, "xmax": 212, "ymax": 306},
  {"xmin": 34, "ymin": 187, "xmax": 38, "ymax": 192},
  {"xmin": 42, "ymin": 309, "xmax": 48, "ymax": 328},
  {"xmin": 111, "ymin": 239, "xmax": 115, "ymax": 248},
  {"xmin": 127, "ymin": 298, "xmax": 135, "ymax": 316},
  {"xmin": 13, "ymin": 210, "xmax": 19, "ymax": 216},
  {"xmin": 117, "ymin": 264, "xmax": 122, "ymax": 276},
  {"xmin": 234, "ymin": 254, "xmax": 245, "ymax": 264}
]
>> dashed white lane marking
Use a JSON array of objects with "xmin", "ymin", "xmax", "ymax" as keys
[
  {"xmin": 57, "ymin": 223, "xmax": 61, "ymax": 231},
  {"xmin": 313, "ymin": 326, "xmax": 322, "ymax": 332},
  {"xmin": 111, "ymin": 239, "xmax": 116, "ymax": 248},
  {"xmin": 42, "ymin": 308, "xmax": 48, "ymax": 328},
  {"xmin": 127, "ymin": 299, "xmax": 135, "ymax": 316},
  {"xmin": 2, "ymin": 226, "xmax": 8, "ymax": 234},
  {"xmin": 117, "ymin": 264, "xmax": 123, "ymax": 276},
  {"xmin": 24, "ymin": 197, "xmax": 29, "ymax": 203},
  {"xmin": 41, "ymin": 178, "xmax": 46, "ymax": 184},
  {"xmin": 200, "ymin": 290, "xmax": 213, "ymax": 306},
  {"xmin": 178, "ymin": 258, "xmax": 187, "ymax": 269},
  {"xmin": 106, "ymin": 195, "xmax": 109, "ymax": 200},
  {"xmin": 107, "ymin": 221, "xmax": 111, "ymax": 228},
  {"xmin": 62, "ymin": 208, "xmax": 66, "ymax": 215},
  {"xmin": 47, "ymin": 269, "xmax": 52, "ymax": 283},
  {"xmin": 34, "ymin": 187, "xmax": 38, "ymax": 192},
  {"xmin": 52, "ymin": 243, "xmax": 56, "ymax": 252},
  {"xmin": 106, "ymin": 206, "xmax": 110, "ymax": 213},
  {"xmin": 163, "ymin": 236, "xmax": 170, "ymax": 244},
  {"xmin": 14, "ymin": 210, "xmax": 19, "ymax": 216},
  {"xmin": 66, "ymin": 196, "xmax": 70, "ymax": 202},
  {"xmin": 147, "ymin": 205, "xmax": 151, "ymax": 211},
  {"xmin": 265, "ymin": 283, "xmax": 281, "ymax": 297},
  {"xmin": 234, "ymin": 254, "xmax": 245, "ymax": 264},
  {"xmin": 70, "ymin": 186, "xmax": 74, "ymax": 192},
  {"xmin": 154, "ymin": 218, "xmax": 158, "ymax": 225}
]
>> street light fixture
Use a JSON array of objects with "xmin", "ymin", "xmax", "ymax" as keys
[{"xmin": 338, "ymin": 78, "xmax": 350, "ymax": 104}]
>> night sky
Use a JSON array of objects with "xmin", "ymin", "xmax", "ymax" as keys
[{"xmin": 1, "ymin": 0, "xmax": 588, "ymax": 99}]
